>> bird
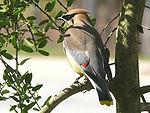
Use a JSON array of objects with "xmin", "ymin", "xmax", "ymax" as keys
[{"xmin": 58, "ymin": 9, "xmax": 113, "ymax": 106}]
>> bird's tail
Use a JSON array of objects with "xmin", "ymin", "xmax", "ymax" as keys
[{"xmin": 96, "ymin": 86, "xmax": 113, "ymax": 106}]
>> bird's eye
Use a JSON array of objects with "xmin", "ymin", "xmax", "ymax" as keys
[{"xmin": 62, "ymin": 14, "xmax": 76, "ymax": 21}]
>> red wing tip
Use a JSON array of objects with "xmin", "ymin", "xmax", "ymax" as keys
[{"xmin": 81, "ymin": 63, "xmax": 88, "ymax": 67}]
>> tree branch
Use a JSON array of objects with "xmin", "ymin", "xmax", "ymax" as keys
[
  {"xmin": 56, "ymin": 0, "xmax": 68, "ymax": 12},
  {"xmin": 100, "ymin": 13, "xmax": 119, "ymax": 36},
  {"xmin": 141, "ymin": 25, "xmax": 150, "ymax": 31},
  {"xmin": 136, "ymin": 85, "xmax": 150, "ymax": 95},
  {"xmin": 141, "ymin": 103, "xmax": 150, "ymax": 111},
  {"xmin": 39, "ymin": 78, "xmax": 94, "ymax": 113},
  {"xmin": 104, "ymin": 27, "xmax": 117, "ymax": 47},
  {"xmin": 30, "ymin": 0, "xmax": 61, "ymax": 32}
]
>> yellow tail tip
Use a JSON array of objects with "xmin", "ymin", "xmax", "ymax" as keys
[{"xmin": 100, "ymin": 101, "xmax": 113, "ymax": 106}]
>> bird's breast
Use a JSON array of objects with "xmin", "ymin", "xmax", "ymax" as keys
[{"xmin": 65, "ymin": 49, "xmax": 85, "ymax": 76}]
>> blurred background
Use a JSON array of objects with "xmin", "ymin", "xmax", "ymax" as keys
[{"xmin": 1, "ymin": 0, "xmax": 150, "ymax": 113}]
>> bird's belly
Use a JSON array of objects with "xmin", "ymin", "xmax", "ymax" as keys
[{"xmin": 65, "ymin": 49, "xmax": 85, "ymax": 76}]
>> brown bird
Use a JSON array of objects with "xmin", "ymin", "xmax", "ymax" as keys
[{"xmin": 59, "ymin": 9, "xmax": 113, "ymax": 106}]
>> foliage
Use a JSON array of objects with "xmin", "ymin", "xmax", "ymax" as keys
[{"xmin": 0, "ymin": 0, "xmax": 98, "ymax": 112}]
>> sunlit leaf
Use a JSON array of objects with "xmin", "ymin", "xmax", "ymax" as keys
[
  {"xmin": 42, "ymin": 96, "xmax": 52, "ymax": 107},
  {"xmin": 24, "ymin": 38, "xmax": 34, "ymax": 47}
]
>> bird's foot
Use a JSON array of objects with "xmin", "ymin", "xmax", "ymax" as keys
[{"xmin": 73, "ymin": 76, "xmax": 82, "ymax": 86}]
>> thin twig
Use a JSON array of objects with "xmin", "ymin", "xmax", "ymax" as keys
[
  {"xmin": 136, "ymin": 85, "xmax": 150, "ymax": 95},
  {"xmin": 28, "ymin": 89, "xmax": 41, "ymax": 110},
  {"xmin": 104, "ymin": 27, "xmax": 117, "ymax": 47},
  {"xmin": 56, "ymin": 0, "xmax": 68, "ymax": 12},
  {"xmin": 100, "ymin": 13, "xmax": 119, "ymax": 36},
  {"xmin": 141, "ymin": 95, "xmax": 150, "ymax": 113},
  {"xmin": 31, "ymin": 0, "xmax": 61, "ymax": 32},
  {"xmin": 109, "ymin": 62, "xmax": 115, "ymax": 66},
  {"xmin": 145, "ymin": 5, "xmax": 150, "ymax": 9},
  {"xmin": 141, "ymin": 25, "xmax": 150, "ymax": 31}
]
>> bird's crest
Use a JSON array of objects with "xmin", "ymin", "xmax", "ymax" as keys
[{"xmin": 67, "ymin": 9, "xmax": 90, "ymax": 15}]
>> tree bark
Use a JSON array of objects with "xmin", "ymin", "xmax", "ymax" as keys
[{"xmin": 110, "ymin": 0, "xmax": 146, "ymax": 113}]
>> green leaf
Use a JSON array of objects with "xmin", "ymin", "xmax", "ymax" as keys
[
  {"xmin": 23, "ymin": 102, "xmax": 36, "ymax": 111},
  {"xmin": 10, "ymin": 35, "xmax": 17, "ymax": 48},
  {"xmin": 10, "ymin": 96, "xmax": 19, "ymax": 102},
  {"xmin": 3, "ymin": 68, "xmax": 15, "ymax": 85},
  {"xmin": 38, "ymin": 50, "xmax": 49, "ymax": 56},
  {"xmin": 44, "ymin": 24, "xmax": 50, "ymax": 33},
  {"xmin": 55, "ymin": 10, "xmax": 63, "ymax": 20},
  {"xmin": 32, "ymin": 84, "xmax": 43, "ymax": 91},
  {"xmin": 39, "ymin": 19, "xmax": 49, "ymax": 26},
  {"xmin": 10, "ymin": 105, "xmax": 17, "ymax": 111},
  {"xmin": 57, "ymin": 35, "xmax": 64, "ymax": 43},
  {"xmin": 45, "ymin": 0, "xmax": 56, "ymax": 12},
  {"xmin": 38, "ymin": 40, "xmax": 47, "ymax": 48},
  {"xmin": 25, "ymin": 73, "xmax": 32, "ymax": 84},
  {"xmin": 34, "ymin": 0, "xmax": 40, "ymax": 3},
  {"xmin": 2, "ymin": 89, "xmax": 10, "ymax": 95},
  {"xmin": 27, "ymin": 16, "xmax": 37, "ymax": 21},
  {"xmin": 24, "ymin": 38, "xmax": 34, "ymax": 47},
  {"xmin": 33, "ymin": 107, "xmax": 40, "ymax": 111},
  {"xmin": 21, "ymin": 45, "xmax": 34, "ymax": 53},
  {"xmin": 42, "ymin": 96, "xmax": 52, "ymax": 107},
  {"xmin": 91, "ymin": 18, "xmax": 96, "ymax": 26},
  {"xmin": 1, "ymin": 52, "xmax": 13, "ymax": 60},
  {"xmin": 66, "ymin": 0, "xmax": 74, "ymax": 7},
  {"xmin": 0, "ymin": 96, "xmax": 7, "ymax": 101},
  {"xmin": 34, "ymin": 32, "xmax": 45, "ymax": 37},
  {"xmin": 0, "ymin": 9, "xmax": 7, "ymax": 12},
  {"xmin": 20, "ymin": 58, "xmax": 31, "ymax": 65}
]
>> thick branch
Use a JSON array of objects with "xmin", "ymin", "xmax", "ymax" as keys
[
  {"xmin": 136, "ymin": 85, "xmax": 150, "ymax": 95},
  {"xmin": 39, "ymin": 78, "xmax": 94, "ymax": 113},
  {"xmin": 141, "ymin": 103, "xmax": 150, "ymax": 111}
]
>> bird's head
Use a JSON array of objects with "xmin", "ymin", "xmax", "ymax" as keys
[{"xmin": 58, "ymin": 9, "xmax": 90, "ymax": 26}]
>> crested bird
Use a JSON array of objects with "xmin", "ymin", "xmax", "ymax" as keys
[{"xmin": 59, "ymin": 9, "xmax": 113, "ymax": 106}]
